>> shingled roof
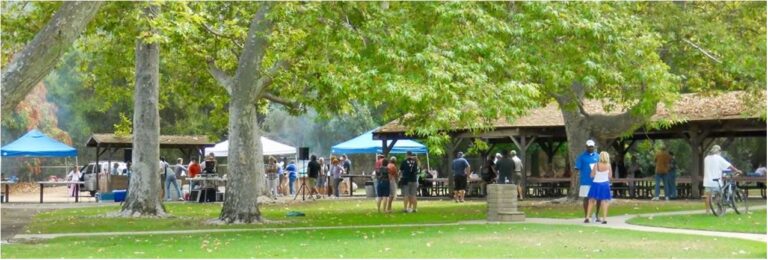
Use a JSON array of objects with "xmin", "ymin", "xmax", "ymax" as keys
[
  {"xmin": 375, "ymin": 91, "xmax": 765, "ymax": 135},
  {"xmin": 86, "ymin": 134, "xmax": 214, "ymax": 148}
]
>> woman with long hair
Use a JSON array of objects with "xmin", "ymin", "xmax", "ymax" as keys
[{"xmin": 585, "ymin": 151, "xmax": 612, "ymax": 224}]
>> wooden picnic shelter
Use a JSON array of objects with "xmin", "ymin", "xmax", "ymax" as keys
[
  {"xmin": 86, "ymin": 134, "xmax": 215, "ymax": 192},
  {"xmin": 373, "ymin": 91, "xmax": 766, "ymax": 198}
]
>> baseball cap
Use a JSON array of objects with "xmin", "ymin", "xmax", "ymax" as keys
[{"xmin": 586, "ymin": 140, "xmax": 596, "ymax": 147}]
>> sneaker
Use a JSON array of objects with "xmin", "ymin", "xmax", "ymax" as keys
[
  {"xmin": 584, "ymin": 219, "xmax": 590, "ymax": 223},
  {"xmin": 651, "ymin": 197, "xmax": 659, "ymax": 201},
  {"xmin": 406, "ymin": 208, "xmax": 413, "ymax": 213},
  {"xmin": 665, "ymin": 197, "xmax": 669, "ymax": 201},
  {"xmin": 601, "ymin": 220, "xmax": 607, "ymax": 224},
  {"xmin": 412, "ymin": 208, "xmax": 418, "ymax": 213}
]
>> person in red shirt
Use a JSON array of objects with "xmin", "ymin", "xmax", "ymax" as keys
[{"xmin": 188, "ymin": 158, "xmax": 202, "ymax": 178}]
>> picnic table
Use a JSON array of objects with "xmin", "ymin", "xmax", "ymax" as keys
[
  {"xmin": 187, "ymin": 176, "xmax": 226, "ymax": 202},
  {"xmin": 1, "ymin": 181, "xmax": 15, "ymax": 202},
  {"xmin": 37, "ymin": 181, "xmax": 84, "ymax": 203}
]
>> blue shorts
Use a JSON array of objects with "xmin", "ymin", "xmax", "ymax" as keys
[{"xmin": 376, "ymin": 180, "xmax": 390, "ymax": 197}]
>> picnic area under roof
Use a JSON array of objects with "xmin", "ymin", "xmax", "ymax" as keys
[
  {"xmin": 86, "ymin": 134, "xmax": 215, "ymax": 149},
  {"xmin": 373, "ymin": 91, "xmax": 766, "ymax": 142}
]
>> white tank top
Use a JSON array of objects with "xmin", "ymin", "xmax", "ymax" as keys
[{"xmin": 593, "ymin": 168, "xmax": 610, "ymax": 183}]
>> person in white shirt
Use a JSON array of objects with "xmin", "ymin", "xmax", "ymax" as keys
[{"xmin": 703, "ymin": 145, "xmax": 741, "ymax": 214}]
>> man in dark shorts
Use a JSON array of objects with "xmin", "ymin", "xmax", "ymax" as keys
[
  {"xmin": 400, "ymin": 151, "xmax": 420, "ymax": 213},
  {"xmin": 307, "ymin": 155, "xmax": 321, "ymax": 199},
  {"xmin": 452, "ymin": 151, "xmax": 471, "ymax": 203}
]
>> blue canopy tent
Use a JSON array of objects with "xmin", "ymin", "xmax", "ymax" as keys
[
  {"xmin": 1, "ymin": 129, "xmax": 77, "ymax": 158},
  {"xmin": 331, "ymin": 129, "xmax": 430, "ymax": 169},
  {"xmin": 1, "ymin": 129, "xmax": 79, "ymax": 181}
]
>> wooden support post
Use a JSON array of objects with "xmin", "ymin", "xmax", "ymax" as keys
[
  {"xmin": 684, "ymin": 126, "xmax": 711, "ymax": 198},
  {"xmin": 510, "ymin": 135, "xmax": 537, "ymax": 199}
]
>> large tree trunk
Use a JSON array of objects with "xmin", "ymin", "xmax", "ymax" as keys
[
  {"xmin": 219, "ymin": 101, "xmax": 265, "ymax": 223},
  {"xmin": 557, "ymin": 83, "xmax": 648, "ymax": 200},
  {"xmin": 120, "ymin": 5, "xmax": 166, "ymax": 217},
  {"xmin": 1, "ymin": 1, "xmax": 102, "ymax": 113},
  {"xmin": 217, "ymin": 3, "xmax": 273, "ymax": 223}
]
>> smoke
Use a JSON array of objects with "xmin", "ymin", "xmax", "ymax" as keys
[{"xmin": 262, "ymin": 103, "xmax": 379, "ymax": 158}]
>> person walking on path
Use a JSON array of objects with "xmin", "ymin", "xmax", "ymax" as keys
[
  {"xmin": 375, "ymin": 159, "xmax": 391, "ymax": 213},
  {"xmin": 452, "ymin": 151, "xmax": 471, "ymax": 203},
  {"xmin": 511, "ymin": 150, "xmax": 524, "ymax": 199},
  {"xmin": 703, "ymin": 145, "xmax": 742, "ymax": 214},
  {"xmin": 653, "ymin": 146, "xmax": 673, "ymax": 201},
  {"xmin": 387, "ymin": 156, "xmax": 399, "ymax": 211},
  {"xmin": 400, "ymin": 151, "xmax": 420, "ymax": 213},
  {"xmin": 576, "ymin": 140, "xmax": 600, "ymax": 221},
  {"xmin": 585, "ymin": 152, "xmax": 613, "ymax": 224}
]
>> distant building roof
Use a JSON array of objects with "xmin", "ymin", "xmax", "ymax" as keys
[
  {"xmin": 375, "ymin": 91, "xmax": 765, "ymax": 138},
  {"xmin": 86, "ymin": 134, "xmax": 214, "ymax": 148}
]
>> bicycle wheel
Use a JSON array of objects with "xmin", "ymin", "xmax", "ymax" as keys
[
  {"xmin": 710, "ymin": 192, "xmax": 725, "ymax": 217},
  {"xmin": 728, "ymin": 187, "xmax": 741, "ymax": 215},
  {"xmin": 734, "ymin": 188, "xmax": 748, "ymax": 214}
]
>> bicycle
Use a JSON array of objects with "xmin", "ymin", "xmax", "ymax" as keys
[{"xmin": 709, "ymin": 170, "xmax": 748, "ymax": 217}]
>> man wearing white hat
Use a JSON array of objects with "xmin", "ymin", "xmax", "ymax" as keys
[
  {"xmin": 575, "ymin": 139, "xmax": 600, "ymax": 222},
  {"xmin": 703, "ymin": 145, "xmax": 742, "ymax": 214}
]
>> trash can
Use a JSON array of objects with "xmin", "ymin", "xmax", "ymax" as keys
[{"xmin": 365, "ymin": 181, "xmax": 375, "ymax": 198}]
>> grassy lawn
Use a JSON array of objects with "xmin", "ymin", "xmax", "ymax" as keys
[
  {"xmin": 3, "ymin": 223, "xmax": 764, "ymax": 258},
  {"xmin": 24, "ymin": 198, "xmax": 717, "ymax": 234},
  {"xmin": 521, "ymin": 199, "xmax": 709, "ymax": 218},
  {"xmin": 627, "ymin": 209, "xmax": 767, "ymax": 234}
]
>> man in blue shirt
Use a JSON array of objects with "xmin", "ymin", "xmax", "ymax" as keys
[
  {"xmin": 575, "ymin": 140, "xmax": 600, "ymax": 222},
  {"xmin": 452, "ymin": 151, "xmax": 471, "ymax": 203}
]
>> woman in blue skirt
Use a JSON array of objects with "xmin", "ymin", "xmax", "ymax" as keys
[{"xmin": 586, "ymin": 151, "xmax": 612, "ymax": 224}]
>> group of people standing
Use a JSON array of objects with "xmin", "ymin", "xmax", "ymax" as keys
[
  {"xmin": 158, "ymin": 154, "xmax": 217, "ymax": 201},
  {"xmin": 264, "ymin": 154, "xmax": 353, "ymax": 200},
  {"xmin": 471, "ymin": 150, "xmax": 524, "ymax": 201},
  {"xmin": 374, "ymin": 151, "xmax": 421, "ymax": 213}
]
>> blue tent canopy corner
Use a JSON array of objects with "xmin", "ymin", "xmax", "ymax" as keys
[
  {"xmin": 331, "ymin": 129, "xmax": 427, "ymax": 155},
  {"xmin": 1, "ymin": 129, "xmax": 77, "ymax": 157}
]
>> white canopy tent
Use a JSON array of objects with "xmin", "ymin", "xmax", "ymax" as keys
[{"xmin": 205, "ymin": 137, "xmax": 297, "ymax": 157}]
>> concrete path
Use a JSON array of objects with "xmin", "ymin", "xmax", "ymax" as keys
[
  {"xmin": 10, "ymin": 205, "xmax": 767, "ymax": 243},
  {"xmin": 521, "ymin": 205, "xmax": 767, "ymax": 242}
]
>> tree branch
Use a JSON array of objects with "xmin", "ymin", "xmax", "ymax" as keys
[
  {"xmin": 1, "ymin": 1, "xmax": 103, "ymax": 113},
  {"xmin": 683, "ymin": 38, "xmax": 722, "ymax": 64},
  {"xmin": 263, "ymin": 92, "xmax": 300, "ymax": 109},
  {"xmin": 201, "ymin": 23, "xmax": 244, "ymax": 49},
  {"xmin": 255, "ymin": 60, "xmax": 291, "ymax": 97},
  {"xmin": 206, "ymin": 58, "xmax": 233, "ymax": 95}
]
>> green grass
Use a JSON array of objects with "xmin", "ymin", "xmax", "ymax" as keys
[
  {"xmin": 521, "ymin": 199, "xmax": 708, "ymax": 218},
  {"xmin": 24, "ymin": 199, "xmax": 721, "ymax": 234},
  {"xmin": 3, "ymin": 223, "xmax": 764, "ymax": 258},
  {"xmin": 25, "ymin": 199, "xmax": 486, "ymax": 234},
  {"xmin": 627, "ymin": 209, "xmax": 767, "ymax": 234}
]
